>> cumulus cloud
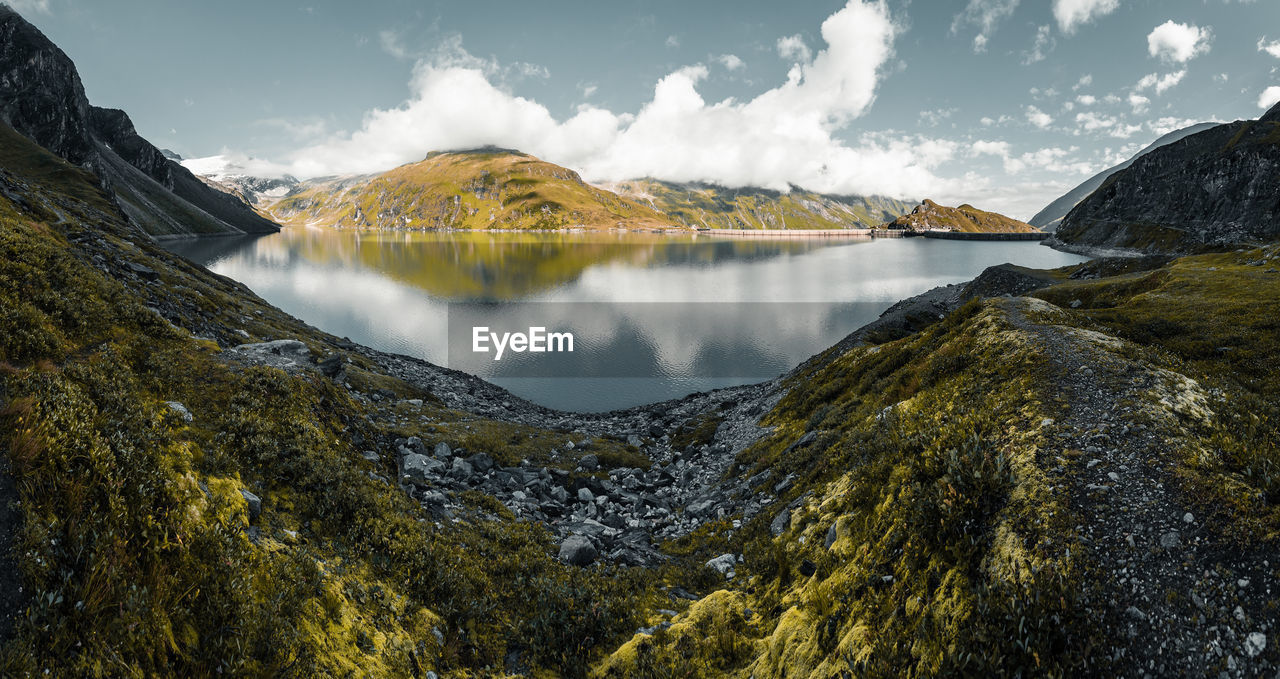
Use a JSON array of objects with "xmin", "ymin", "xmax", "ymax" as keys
[
  {"xmin": 270, "ymin": 1, "xmax": 954, "ymax": 199},
  {"xmin": 1076, "ymin": 94, "xmax": 1097, "ymax": 105},
  {"xmin": 1052, "ymin": 0, "xmax": 1119, "ymax": 35},
  {"xmin": 717, "ymin": 54, "xmax": 745, "ymax": 71},
  {"xmin": 665, "ymin": 35, "xmax": 680, "ymax": 48},
  {"xmin": 1147, "ymin": 21, "xmax": 1212, "ymax": 63},
  {"xmin": 1260, "ymin": 86, "xmax": 1280, "ymax": 110},
  {"xmin": 1259, "ymin": 38, "xmax": 1280, "ymax": 59},
  {"xmin": 969, "ymin": 140, "xmax": 1093, "ymax": 176},
  {"xmin": 1073, "ymin": 74, "xmax": 1093, "ymax": 90},
  {"xmin": 950, "ymin": 0, "xmax": 1020, "ymax": 53},
  {"xmin": 1135, "ymin": 70, "xmax": 1185, "ymax": 95},
  {"xmin": 1023, "ymin": 25, "xmax": 1055, "ymax": 64},
  {"xmin": 1025, "ymin": 105, "xmax": 1054, "ymax": 128},
  {"xmin": 1127, "ymin": 93, "xmax": 1149, "ymax": 112},
  {"xmin": 776, "ymin": 34, "xmax": 812, "ymax": 63}
]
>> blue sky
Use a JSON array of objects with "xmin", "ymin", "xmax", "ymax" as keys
[{"xmin": 12, "ymin": 0, "xmax": 1280, "ymax": 219}]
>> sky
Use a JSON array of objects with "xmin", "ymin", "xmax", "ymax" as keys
[{"xmin": 11, "ymin": 0, "xmax": 1280, "ymax": 220}]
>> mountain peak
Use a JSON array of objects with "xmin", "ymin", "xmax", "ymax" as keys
[
  {"xmin": 890, "ymin": 200, "xmax": 1039, "ymax": 233},
  {"xmin": 1262, "ymin": 100, "xmax": 1280, "ymax": 124}
]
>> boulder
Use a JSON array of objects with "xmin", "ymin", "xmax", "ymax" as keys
[
  {"xmin": 559, "ymin": 535, "xmax": 597, "ymax": 566},
  {"xmin": 577, "ymin": 454, "xmax": 600, "ymax": 472},
  {"xmin": 165, "ymin": 401, "xmax": 193, "ymax": 422},
  {"xmin": 466, "ymin": 453, "xmax": 495, "ymax": 474},
  {"xmin": 705, "ymin": 553, "xmax": 738, "ymax": 579},
  {"xmin": 402, "ymin": 454, "xmax": 444, "ymax": 485},
  {"xmin": 239, "ymin": 489, "xmax": 262, "ymax": 523}
]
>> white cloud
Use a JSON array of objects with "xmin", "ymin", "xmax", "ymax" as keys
[
  {"xmin": 665, "ymin": 35, "xmax": 680, "ymax": 48},
  {"xmin": 1147, "ymin": 21, "xmax": 1212, "ymax": 63},
  {"xmin": 1026, "ymin": 105, "xmax": 1054, "ymax": 128},
  {"xmin": 919, "ymin": 107, "xmax": 957, "ymax": 127},
  {"xmin": 1052, "ymin": 0, "xmax": 1119, "ymax": 35},
  {"xmin": 1073, "ymin": 74, "xmax": 1093, "ymax": 90},
  {"xmin": 777, "ymin": 34, "xmax": 812, "ymax": 63},
  {"xmin": 970, "ymin": 140, "xmax": 1011, "ymax": 158},
  {"xmin": 1259, "ymin": 38, "xmax": 1280, "ymax": 59},
  {"xmin": 1135, "ymin": 70, "xmax": 1185, "ymax": 95},
  {"xmin": 1076, "ymin": 111, "xmax": 1117, "ymax": 131},
  {"xmin": 1127, "ymin": 93, "xmax": 1149, "ymax": 112},
  {"xmin": 1076, "ymin": 94, "xmax": 1097, "ymax": 105},
  {"xmin": 970, "ymin": 141, "xmax": 1093, "ymax": 176},
  {"xmin": 276, "ymin": 1, "xmax": 953, "ymax": 199},
  {"xmin": 717, "ymin": 54, "xmax": 745, "ymax": 71},
  {"xmin": 1023, "ymin": 25, "xmax": 1055, "ymax": 64},
  {"xmin": 1259, "ymin": 86, "xmax": 1280, "ymax": 110},
  {"xmin": 950, "ymin": 0, "xmax": 1020, "ymax": 54},
  {"xmin": 5, "ymin": 0, "xmax": 50, "ymax": 14}
]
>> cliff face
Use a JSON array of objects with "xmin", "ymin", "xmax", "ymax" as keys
[
  {"xmin": 0, "ymin": 7, "xmax": 279, "ymax": 238},
  {"xmin": 1054, "ymin": 104, "xmax": 1280, "ymax": 254}
]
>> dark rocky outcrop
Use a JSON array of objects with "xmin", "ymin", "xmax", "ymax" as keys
[
  {"xmin": 1029, "ymin": 122, "xmax": 1217, "ymax": 231},
  {"xmin": 1051, "ymin": 104, "xmax": 1280, "ymax": 255},
  {"xmin": 0, "ymin": 6, "xmax": 279, "ymax": 238}
]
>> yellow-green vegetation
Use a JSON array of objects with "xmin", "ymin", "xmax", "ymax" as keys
[
  {"xmin": 605, "ymin": 179, "xmax": 912, "ymax": 230},
  {"xmin": 597, "ymin": 299, "xmax": 1094, "ymax": 677},
  {"xmin": 888, "ymin": 199, "xmax": 1041, "ymax": 234},
  {"xmin": 1033, "ymin": 247, "xmax": 1280, "ymax": 539},
  {"xmin": 0, "ymin": 138, "xmax": 667, "ymax": 676},
  {"xmin": 271, "ymin": 150, "xmax": 680, "ymax": 232}
]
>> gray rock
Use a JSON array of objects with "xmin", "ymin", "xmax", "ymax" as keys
[
  {"xmin": 577, "ymin": 488, "xmax": 595, "ymax": 503},
  {"xmin": 771, "ymin": 509, "xmax": 791, "ymax": 537},
  {"xmin": 824, "ymin": 523, "xmax": 838, "ymax": 550},
  {"xmin": 559, "ymin": 535, "xmax": 597, "ymax": 566},
  {"xmin": 798, "ymin": 559, "xmax": 816, "ymax": 577},
  {"xmin": 1159, "ymin": 530, "xmax": 1181, "ymax": 549},
  {"xmin": 1244, "ymin": 632, "xmax": 1266, "ymax": 658},
  {"xmin": 1183, "ymin": 512, "xmax": 1194, "ymax": 524},
  {"xmin": 466, "ymin": 453, "xmax": 495, "ymax": 474},
  {"xmin": 577, "ymin": 454, "xmax": 599, "ymax": 472},
  {"xmin": 627, "ymin": 435, "xmax": 643, "ymax": 448},
  {"xmin": 402, "ymin": 454, "xmax": 444, "ymax": 485},
  {"xmin": 1125, "ymin": 606, "xmax": 1147, "ymax": 621},
  {"xmin": 705, "ymin": 553, "xmax": 738, "ymax": 579},
  {"xmin": 686, "ymin": 499, "xmax": 715, "ymax": 517},
  {"xmin": 360, "ymin": 450, "xmax": 380, "ymax": 462},
  {"xmin": 240, "ymin": 489, "xmax": 261, "ymax": 522},
  {"xmin": 232, "ymin": 339, "xmax": 311, "ymax": 366},
  {"xmin": 449, "ymin": 457, "xmax": 474, "ymax": 479},
  {"xmin": 433, "ymin": 442, "xmax": 452, "ymax": 460},
  {"xmin": 165, "ymin": 401, "xmax": 193, "ymax": 422}
]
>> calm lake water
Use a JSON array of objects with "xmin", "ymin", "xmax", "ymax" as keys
[{"xmin": 165, "ymin": 229, "xmax": 1088, "ymax": 412}]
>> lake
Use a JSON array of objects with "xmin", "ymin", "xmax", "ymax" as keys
[{"xmin": 164, "ymin": 229, "xmax": 1089, "ymax": 412}]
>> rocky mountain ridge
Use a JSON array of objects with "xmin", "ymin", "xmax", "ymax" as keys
[
  {"xmin": 0, "ymin": 6, "xmax": 279, "ymax": 238},
  {"xmin": 884, "ymin": 198, "xmax": 1040, "ymax": 233},
  {"xmin": 1029, "ymin": 122, "xmax": 1217, "ymax": 231},
  {"xmin": 1051, "ymin": 103, "xmax": 1280, "ymax": 255}
]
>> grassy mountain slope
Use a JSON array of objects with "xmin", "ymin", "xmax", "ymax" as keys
[
  {"xmin": 270, "ymin": 150, "xmax": 679, "ymax": 231},
  {"xmin": 886, "ymin": 199, "xmax": 1041, "ymax": 233},
  {"xmin": 2, "ymin": 105, "xmax": 1278, "ymax": 675},
  {"xmin": 603, "ymin": 179, "xmax": 913, "ymax": 230}
]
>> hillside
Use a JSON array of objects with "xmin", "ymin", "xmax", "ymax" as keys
[
  {"xmin": 885, "ymin": 199, "xmax": 1041, "ymax": 233},
  {"xmin": 269, "ymin": 150, "xmax": 680, "ymax": 231},
  {"xmin": 1052, "ymin": 103, "xmax": 1280, "ymax": 255},
  {"xmin": 1029, "ymin": 122, "xmax": 1217, "ymax": 231},
  {"xmin": 0, "ymin": 8, "xmax": 279, "ymax": 239},
  {"xmin": 601, "ymin": 179, "xmax": 913, "ymax": 230}
]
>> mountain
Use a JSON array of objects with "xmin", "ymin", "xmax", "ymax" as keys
[
  {"xmin": 1052, "ymin": 104, "xmax": 1280, "ymax": 255},
  {"xmin": 884, "ymin": 198, "xmax": 1041, "ymax": 233},
  {"xmin": 1029, "ymin": 122, "xmax": 1217, "ymax": 231},
  {"xmin": 269, "ymin": 149, "xmax": 679, "ymax": 230},
  {"xmin": 5, "ymin": 119, "xmax": 1280, "ymax": 674},
  {"xmin": 0, "ymin": 6, "xmax": 278, "ymax": 238},
  {"xmin": 603, "ymin": 178, "xmax": 912, "ymax": 230}
]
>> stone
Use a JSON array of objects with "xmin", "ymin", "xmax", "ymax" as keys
[
  {"xmin": 466, "ymin": 453, "xmax": 495, "ymax": 474},
  {"xmin": 401, "ymin": 454, "xmax": 444, "ymax": 485},
  {"xmin": 1183, "ymin": 512, "xmax": 1194, "ymax": 524},
  {"xmin": 1125, "ymin": 606, "xmax": 1146, "ymax": 621},
  {"xmin": 686, "ymin": 499, "xmax": 715, "ymax": 517},
  {"xmin": 240, "ymin": 489, "xmax": 261, "ymax": 523},
  {"xmin": 1070, "ymin": 299, "xmax": 1083, "ymax": 308},
  {"xmin": 233, "ymin": 339, "xmax": 311, "ymax": 365},
  {"xmin": 771, "ymin": 509, "xmax": 791, "ymax": 537},
  {"xmin": 449, "ymin": 457, "xmax": 474, "ymax": 479},
  {"xmin": 577, "ymin": 488, "xmax": 595, "ymax": 503},
  {"xmin": 559, "ymin": 535, "xmax": 597, "ymax": 566},
  {"xmin": 648, "ymin": 424, "xmax": 665, "ymax": 438},
  {"xmin": 705, "ymin": 554, "xmax": 738, "ymax": 579},
  {"xmin": 433, "ymin": 442, "xmax": 452, "ymax": 460},
  {"xmin": 1159, "ymin": 530, "xmax": 1181, "ymax": 549},
  {"xmin": 825, "ymin": 523, "xmax": 838, "ymax": 550},
  {"xmin": 360, "ymin": 450, "xmax": 380, "ymax": 462},
  {"xmin": 1244, "ymin": 632, "xmax": 1266, "ymax": 658},
  {"xmin": 1107, "ymin": 471, "xmax": 1120, "ymax": 482},
  {"xmin": 577, "ymin": 454, "xmax": 600, "ymax": 472},
  {"xmin": 627, "ymin": 435, "xmax": 643, "ymax": 448},
  {"xmin": 798, "ymin": 559, "xmax": 817, "ymax": 577},
  {"xmin": 165, "ymin": 401, "xmax": 193, "ymax": 422}
]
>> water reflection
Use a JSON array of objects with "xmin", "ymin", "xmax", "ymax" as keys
[{"xmin": 165, "ymin": 228, "xmax": 1089, "ymax": 411}]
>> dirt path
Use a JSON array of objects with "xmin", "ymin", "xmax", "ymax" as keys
[{"xmin": 1001, "ymin": 298, "xmax": 1276, "ymax": 678}]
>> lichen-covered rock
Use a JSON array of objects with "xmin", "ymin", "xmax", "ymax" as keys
[{"xmin": 558, "ymin": 535, "xmax": 597, "ymax": 566}]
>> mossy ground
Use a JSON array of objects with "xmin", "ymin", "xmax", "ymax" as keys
[{"xmin": 0, "ymin": 136, "xmax": 673, "ymax": 676}]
